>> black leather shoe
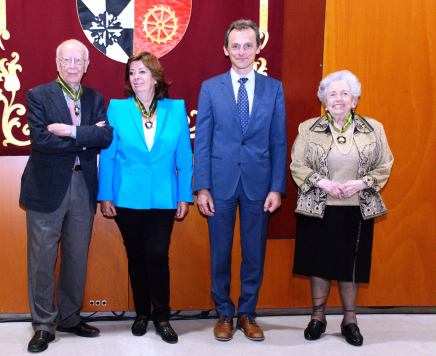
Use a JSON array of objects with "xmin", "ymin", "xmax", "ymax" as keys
[
  {"xmin": 57, "ymin": 321, "xmax": 100, "ymax": 337},
  {"xmin": 131, "ymin": 315, "xmax": 149, "ymax": 336},
  {"xmin": 28, "ymin": 330, "xmax": 55, "ymax": 353},
  {"xmin": 154, "ymin": 321, "xmax": 178, "ymax": 344},
  {"xmin": 341, "ymin": 323, "xmax": 363, "ymax": 346},
  {"xmin": 304, "ymin": 319, "xmax": 327, "ymax": 340}
]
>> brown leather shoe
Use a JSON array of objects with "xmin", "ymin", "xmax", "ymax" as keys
[
  {"xmin": 236, "ymin": 316, "xmax": 265, "ymax": 341},
  {"xmin": 214, "ymin": 317, "xmax": 234, "ymax": 341}
]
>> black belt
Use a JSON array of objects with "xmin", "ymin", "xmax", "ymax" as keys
[{"xmin": 72, "ymin": 165, "xmax": 82, "ymax": 171}]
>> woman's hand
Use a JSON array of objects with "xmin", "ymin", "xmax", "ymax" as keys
[
  {"xmin": 175, "ymin": 202, "xmax": 189, "ymax": 220},
  {"xmin": 340, "ymin": 180, "xmax": 367, "ymax": 198},
  {"xmin": 316, "ymin": 178, "xmax": 344, "ymax": 199},
  {"xmin": 100, "ymin": 200, "xmax": 117, "ymax": 218}
]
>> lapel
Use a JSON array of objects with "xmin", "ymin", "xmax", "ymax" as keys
[
  {"xmin": 79, "ymin": 87, "xmax": 91, "ymax": 126},
  {"xmin": 128, "ymin": 97, "xmax": 147, "ymax": 148},
  {"xmin": 153, "ymin": 99, "xmax": 168, "ymax": 152},
  {"xmin": 220, "ymin": 71, "xmax": 238, "ymax": 113},
  {"xmin": 250, "ymin": 71, "xmax": 266, "ymax": 121},
  {"xmin": 127, "ymin": 97, "xmax": 168, "ymax": 153},
  {"xmin": 47, "ymin": 81, "xmax": 72, "ymax": 124}
]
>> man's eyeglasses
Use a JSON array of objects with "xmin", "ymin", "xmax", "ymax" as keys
[{"xmin": 58, "ymin": 58, "xmax": 86, "ymax": 66}]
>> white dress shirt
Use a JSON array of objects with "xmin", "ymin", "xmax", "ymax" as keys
[{"xmin": 230, "ymin": 68, "xmax": 255, "ymax": 115}]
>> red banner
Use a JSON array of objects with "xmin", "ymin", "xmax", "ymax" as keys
[
  {"xmin": 134, "ymin": 0, "xmax": 192, "ymax": 58},
  {"xmin": 1, "ymin": 0, "xmax": 285, "ymax": 155}
]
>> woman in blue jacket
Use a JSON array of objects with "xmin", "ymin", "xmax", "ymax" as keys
[{"xmin": 98, "ymin": 52, "xmax": 193, "ymax": 344}]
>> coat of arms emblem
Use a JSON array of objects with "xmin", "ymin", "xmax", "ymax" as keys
[{"xmin": 77, "ymin": 0, "xmax": 192, "ymax": 62}]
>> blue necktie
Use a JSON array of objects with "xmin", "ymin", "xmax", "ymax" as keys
[{"xmin": 237, "ymin": 77, "xmax": 249, "ymax": 134}]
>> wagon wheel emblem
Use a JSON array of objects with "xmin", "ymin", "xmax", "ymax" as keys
[{"xmin": 143, "ymin": 5, "xmax": 179, "ymax": 44}]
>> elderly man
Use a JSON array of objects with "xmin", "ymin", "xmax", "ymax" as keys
[
  {"xmin": 194, "ymin": 19, "xmax": 287, "ymax": 341},
  {"xmin": 20, "ymin": 39, "xmax": 113, "ymax": 353}
]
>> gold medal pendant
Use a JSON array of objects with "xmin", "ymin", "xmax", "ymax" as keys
[{"xmin": 337, "ymin": 135, "xmax": 346, "ymax": 144}]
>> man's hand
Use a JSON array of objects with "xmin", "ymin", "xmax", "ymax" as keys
[
  {"xmin": 197, "ymin": 189, "xmax": 215, "ymax": 216},
  {"xmin": 175, "ymin": 202, "xmax": 189, "ymax": 220},
  {"xmin": 264, "ymin": 191, "xmax": 281, "ymax": 213},
  {"xmin": 100, "ymin": 200, "xmax": 117, "ymax": 218},
  {"xmin": 47, "ymin": 123, "xmax": 73, "ymax": 137}
]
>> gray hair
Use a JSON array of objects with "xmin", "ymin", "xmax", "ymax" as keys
[
  {"xmin": 56, "ymin": 39, "xmax": 90, "ymax": 61},
  {"xmin": 224, "ymin": 19, "xmax": 261, "ymax": 48},
  {"xmin": 317, "ymin": 70, "xmax": 361, "ymax": 107}
]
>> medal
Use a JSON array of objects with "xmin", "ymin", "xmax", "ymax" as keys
[
  {"xmin": 56, "ymin": 76, "xmax": 83, "ymax": 117},
  {"xmin": 337, "ymin": 135, "xmax": 346, "ymax": 144},
  {"xmin": 74, "ymin": 103, "xmax": 80, "ymax": 116},
  {"xmin": 134, "ymin": 96, "xmax": 157, "ymax": 129}
]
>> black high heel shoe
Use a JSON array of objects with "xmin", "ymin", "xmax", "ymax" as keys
[
  {"xmin": 304, "ymin": 319, "xmax": 327, "ymax": 340},
  {"xmin": 341, "ymin": 323, "xmax": 363, "ymax": 346}
]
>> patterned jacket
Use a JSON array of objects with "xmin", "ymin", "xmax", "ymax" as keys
[{"xmin": 290, "ymin": 115, "xmax": 393, "ymax": 220}]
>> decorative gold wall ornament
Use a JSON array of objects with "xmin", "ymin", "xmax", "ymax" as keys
[
  {"xmin": 0, "ymin": 0, "xmax": 29, "ymax": 147},
  {"xmin": 143, "ymin": 5, "xmax": 179, "ymax": 44},
  {"xmin": 254, "ymin": 0, "xmax": 269, "ymax": 76},
  {"xmin": 188, "ymin": 109, "xmax": 197, "ymax": 139}
]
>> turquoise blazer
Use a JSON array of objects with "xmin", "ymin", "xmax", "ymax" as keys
[{"xmin": 98, "ymin": 97, "xmax": 193, "ymax": 209}]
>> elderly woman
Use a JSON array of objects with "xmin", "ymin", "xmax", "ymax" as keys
[
  {"xmin": 98, "ymin": 52, "xmax": 193, "ymax": 344},
  {"xmin": 290, "ymin": 70, "xmax": 393, "ymax": 346}
]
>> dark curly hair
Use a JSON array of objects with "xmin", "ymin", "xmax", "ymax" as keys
[{"xmin": 125, "ymin": 52, "xmax": 170, "ymax": 99}]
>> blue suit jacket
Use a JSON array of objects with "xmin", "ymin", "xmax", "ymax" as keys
[
  {"xmin": 194, "ymin": 71, "xmax": 287, "ymax": 200},
  {"xmin": 98, "ymin": 97, "xmax": 193, "ymax": 209}
]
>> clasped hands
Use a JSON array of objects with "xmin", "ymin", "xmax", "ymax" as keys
[{"xmin": 316, "ymin": 178, "xmax": 367, "ymax": 199}]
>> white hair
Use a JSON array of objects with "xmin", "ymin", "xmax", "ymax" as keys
[
  {"xmin": 317, "ymin": 70, "xmax": 361, "ymax": 107},
  {"xmin": 56, "ymin": 39, "xmax": 89, "ymax": 61}
]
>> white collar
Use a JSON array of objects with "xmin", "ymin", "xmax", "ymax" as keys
[{"xmin": 230, "ymin": 68, "xmax": 255, "ymax": 83}]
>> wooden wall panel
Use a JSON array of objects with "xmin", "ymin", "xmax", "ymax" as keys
[
  {"xmin": 0, "ymin": 156, "xmax": 129, "ymax": 313},
  {"xmin": 82, "ymin": 215, "xmax": 129, "ymax": 311},
  {"xmin": 321, "ymin": 0, "xmax": 436, "ymax": 305},
  {"xmin": 0, "ymin": 157, "xmax": 29, "ymax": 313}
]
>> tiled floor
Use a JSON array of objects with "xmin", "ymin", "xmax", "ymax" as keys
[{"xmin": 1, "ymin": 314, "xmax": 435, "ymax": 356}]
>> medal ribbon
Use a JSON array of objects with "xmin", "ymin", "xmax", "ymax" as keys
[
  {"xmin": 56, "ymin": 76, "xmax": 83, "ymax": 102},
  {"xmin": 134, "ymin": 96, "xmax": 157, "ymax": 118},
  {"xmin": 327, "ymin": 111, "xmax": 353, "ymax": 134}
]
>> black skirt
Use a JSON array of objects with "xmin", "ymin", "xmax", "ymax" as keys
[{"xmin": 293, "ymin": 206, "xmax": 374, "ymax": 283}]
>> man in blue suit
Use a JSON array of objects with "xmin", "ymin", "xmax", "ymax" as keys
[{"xmin": 194, "ymin": 19, "xmax": 287, "ymax": 342}]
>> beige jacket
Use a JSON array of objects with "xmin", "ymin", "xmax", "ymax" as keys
[{"xmin": 290, "ymin": 115, "xmax": 393, "ymax": 220}]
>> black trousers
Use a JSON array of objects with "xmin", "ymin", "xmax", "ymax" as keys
[{"xmin": 115, "ymin": 207, "xmax": 176, "ymax": 322}]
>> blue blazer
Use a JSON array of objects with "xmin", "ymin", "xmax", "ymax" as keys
[
  {"xmin": 194, "ymin": 71, "xmax": 287, "ymax": 200},
  {"xmin": 98, "ymin": 97, "xmax": 193, "ymax": 209}
]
